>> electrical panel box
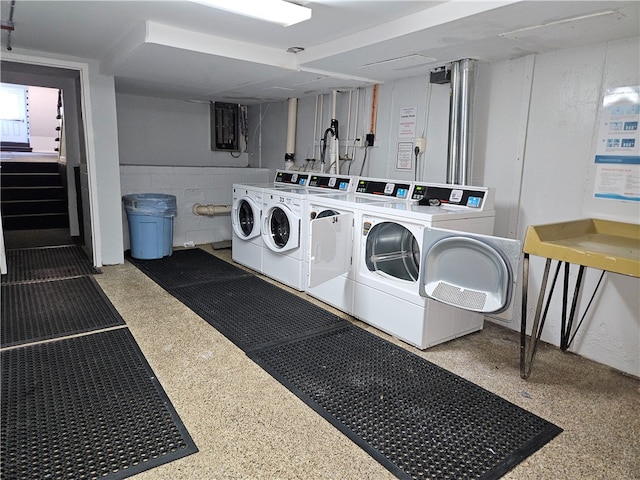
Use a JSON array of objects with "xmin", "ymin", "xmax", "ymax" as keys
[{"xmin": 211, "ymin": 102, "xmax": 240, "ymax": 151}]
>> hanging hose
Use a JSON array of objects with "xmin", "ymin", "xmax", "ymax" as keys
[{"xmin": 319, "ymin": 126, "xmax": 334, "ymax": 172}]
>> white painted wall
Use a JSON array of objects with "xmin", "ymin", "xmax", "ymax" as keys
[
  {"xmin": 253, "ymin": 37, "xmax": 640, "ymax": 376},
  {"xmin": 120, "ymin": 165, "xmax": 269, "ymax": 249},
  {"xmin": 115, "ymin": 93, "xmax": 269, "ymax": 249},
  {"xmin": 116, "ymin": 93, "xmax": 248, "ymax": 167},
  {"xmin": 476, "ymin": 37, "xmax": 639, "ymax": 376},
  {"xmin": 27, "ymin": 86, "xmax": 58, "ymax": 152},
  {"xmin": 252, "ymin": 78, "xmax": 452, "ymax": 183}
]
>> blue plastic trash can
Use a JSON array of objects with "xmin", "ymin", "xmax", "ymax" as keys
[{"xmin": 123, "ymin": 193, "xmax": 177, "ymax": 260}]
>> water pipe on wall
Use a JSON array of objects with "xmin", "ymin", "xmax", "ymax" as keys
[
  {"xmin": 285, "ymin": 97, "xmax": 297, "ymax": 170},
  {"xmin": 192, "ymin": 204, "xmax": 232, "ymax": 216}
]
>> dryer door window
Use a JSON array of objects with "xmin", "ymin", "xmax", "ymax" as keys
[
  {"xmin": 238, "ymin": 200, "xmax": 255, "ymax": 235},
  {"xmin": 262, "ymin": 205, "xmax": 300, "ymax": 253},
  {"xmin": 232, "ymin": 197, "xmax": 260, "ymax": 240},
  {"xmin": 269, "ymin": 207, "xmax": 290, "ymax": 247},
  {"xmin": 365, "ymin": 222, "xmax": 420, "ymax": 282}
]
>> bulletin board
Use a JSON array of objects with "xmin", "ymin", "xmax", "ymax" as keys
[{"xmin": 592, "ymin": 86, "xmax": 639, "ymax": 203}]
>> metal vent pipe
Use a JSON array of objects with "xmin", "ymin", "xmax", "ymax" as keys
[{"xmin": 446, "ymin": 58, "xmax": 476, "ymax": 185}]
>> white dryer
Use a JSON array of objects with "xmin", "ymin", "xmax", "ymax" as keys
[
  {"xmin": 231, "ymin": 184, "xmax": 265, "ymax": 272},
  {"xmin": 353, "ymin": 182, "xmax": 507, "ymax": 349}
]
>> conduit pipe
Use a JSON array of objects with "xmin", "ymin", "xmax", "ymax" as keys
[
  {"xmin": 330, "ymin": 90, "xmax": 339, "ymax": 174},
  {"xmin": 192, "ymin": 204, "xmax": 232, "ymax": 216},
  {"xmin": 446, "ymin": 58, "xmax": 476, "ymax": 185},
  {"xmin": 285, "ymin": 97, "xmax": 297, "ymax": 169}
]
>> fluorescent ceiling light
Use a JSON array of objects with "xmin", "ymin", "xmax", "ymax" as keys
[{"xmin": 192, "ymin": 0, "xmax": 312, "ymax": 27}]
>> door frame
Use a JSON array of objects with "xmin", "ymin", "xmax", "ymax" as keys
[{"xmin": 2, "ymin": 53, "xmax": 102, "ymax": 267}]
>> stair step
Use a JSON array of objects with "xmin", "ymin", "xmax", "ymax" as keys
[
  {"xmin": 1, "ymin": 199, "xmax": 68, "ymax": 215},
  {"xmin": 2, "ymin": 213, "xmax": 69, "ymax": 230},
  {"xmin": 1, "ymin": 186, "xmax": 66, "ymax": 201},
  {"xmin": 1, "ymin": 172, "xmax": 63, "ymax": 187},
  {"xmin": 1, "ymin": 161, "xmax": 59, "ymax": 174}
]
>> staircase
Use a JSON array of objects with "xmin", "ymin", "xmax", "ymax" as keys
[{"xmin": 1, "ymin": 161, "xmax": 69, "ymax": 230}]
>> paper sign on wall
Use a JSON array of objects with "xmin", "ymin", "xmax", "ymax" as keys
[
  {"xmin": 396, "ymin": 141, "xmax": 414, "ymax": 171},
  {"xmin": 398, "ymin": 107, "xmax": 417, "ymax": 138},
  {"xmin": 593, "ymin": 86, "xmax": 640, "ymax": 202}
]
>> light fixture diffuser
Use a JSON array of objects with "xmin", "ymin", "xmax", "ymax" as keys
[{"xmin": 192, "ymin": 0, "xmax": 311, "ymax": 27}]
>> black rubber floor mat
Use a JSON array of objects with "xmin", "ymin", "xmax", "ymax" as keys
[
  {"xmin": 170, "ymin": 276, "xmax": 350, "ymax": 351},
  {"xmin": 1, "ymin": 276, "xmax": 126, "ymax": 348},
  {"xmin": 1, "ymin": 328, "xmax": 198, "ymax": 480},
  {"xmin": 2, "ymin": 245, "xmax": 97, "ymax": 284},
  {"xmin": 128, "ymin": 248, "xmax": 251, "ymax": 288},
  {"xmin": 249, "ymin": 325, "xmax": 562, "ymax": 480}
]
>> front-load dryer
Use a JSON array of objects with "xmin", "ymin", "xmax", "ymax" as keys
[
  {"xmin": 231, "ymin": 184, "xmax": 265, "ymax": 273},
  {"xmin": 353, "ymin": 182, "xmax": 499, "ymax": 349}
]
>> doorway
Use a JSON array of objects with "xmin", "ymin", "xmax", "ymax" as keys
[{"xmin": 1, "ymin": 62, "xmax": 90, "ymax": 254}]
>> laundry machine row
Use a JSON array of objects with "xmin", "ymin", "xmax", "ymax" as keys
[
  {"xmin": 306, "ymin": 179, "xmax": 521, "ymax": 350},
  {"xmin": 234, "ymin": 172, "xmax": 521, "ymax": 352}
]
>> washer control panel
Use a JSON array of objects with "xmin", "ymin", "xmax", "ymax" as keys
[
  {"xmin": 412, "ymin": 184, "xmax": 487, "ymax": 209},
  {"xmin": 355, "ymin": 179, "xmax": 412, "ymax": 199},
  {"xmin": 308, "ymin": 174, "xmax": 353, "ymax": 191},
  {"xmin": 274, "ymin": 171, "xmax": 310, "ymax": 186}
]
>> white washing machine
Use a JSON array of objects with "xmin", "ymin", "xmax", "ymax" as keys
[
  {"xmin": 230, "ymin": 171, "xmax": 312, "ymax": 273},
  {"xmin": 231, "ymin": 184, "xmax": 265, "ymax": 272},
  {"xmin": 261, "ymin": 173, "xmax": 354, "ymax": 291},
  {"xmin": 352, "ymin": 182, "xmax": 505, "ymax": 349},
  {"xmin": 305, "ymin": 177, "xmax": 414, "ymax": 314}
]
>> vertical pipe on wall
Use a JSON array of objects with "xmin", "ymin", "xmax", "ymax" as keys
[
  {"xmin": 313, "ymin": 95, "xmax": 319, "ymax": 163},
  {"xmin": 318, "ymin": 94, "xmax": 324, "ymax": 163},
  {"xmin": 458, "ymin": 58, "xmax": 476, "ymax": 185},
  {"xmin": 345, "ymin": 89, "xmax": 352, "ymax": 158},
  {"xmin": 285, "ymin": 97, "xmax": 297, "ymax": 169},
  {"xmin": 447, "ymin": 61, "xmax": 461, "ymax": 185},
  {"xmin": 330, "ymin": 90, "xmax": 339, "ymax": 174},
  {"xmin": 446, "ymin": 59, "xmax": 476, "ymax": 185}
]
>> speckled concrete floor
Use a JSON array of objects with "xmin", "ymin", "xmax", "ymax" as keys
[{"xmin": 93, "ymin": 246, "xmax": 639, "ymax": 480}]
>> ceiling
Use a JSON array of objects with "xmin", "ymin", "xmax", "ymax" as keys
[{"xmin": 1, "ymin": 1, "xmax": 638, "ymax": 104}]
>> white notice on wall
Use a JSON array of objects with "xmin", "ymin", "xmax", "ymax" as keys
[
  {"xmin": 396, "ymin": 141, "xmax": 414, "ymax": 171},
  {"xmin": 398, "ymin": 106, "xmax": 417, "ymax": 138},
  {"xmin": 593, "ymin": 86, "xmax": 640, "ymax": 202}
]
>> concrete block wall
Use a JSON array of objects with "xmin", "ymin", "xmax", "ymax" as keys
[{"xmin": 120, "ymin": 165, "xmax": 270, "ymax": 249}]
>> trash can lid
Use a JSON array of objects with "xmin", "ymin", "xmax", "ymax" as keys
[{"xmin": 123, "ymin": 193, "xmax": 177, "ymax": 216}]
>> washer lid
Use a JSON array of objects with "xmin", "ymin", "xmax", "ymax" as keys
[{"xmin": 419, "ymin": 227, "xmax": 522, "ymax": 321}]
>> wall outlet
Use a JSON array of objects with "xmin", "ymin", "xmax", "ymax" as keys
[
  {"xmin": 355, "ymin": 137, "xmax": 365, "ymax": 148},
  {"xmin": 415, "ymin": 137, "xmax": 426, "ymax": 154}
]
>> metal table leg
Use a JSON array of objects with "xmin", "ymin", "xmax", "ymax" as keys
[
  {"xmin": 520, "ymin": 255, "xmax": 606, "ymax": 379},
  {"xmin": 521, "ymin": 255, "xmax": 554, "ymax": 379}
]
